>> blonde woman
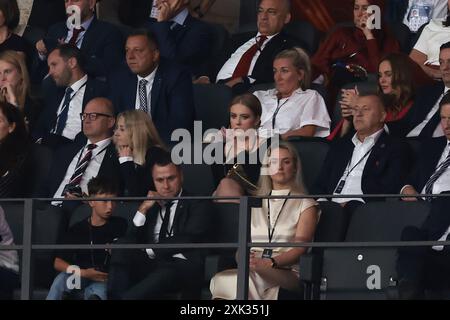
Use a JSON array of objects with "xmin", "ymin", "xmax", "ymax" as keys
[
  {"xmin": 210, "ymin": 142, "xmax": 320, "ymax": 300},
  {"xmin": 113, "ymin": 110, "xmax": 166, "ymax": 196},
  {"xmin": 253, "ymin": 48, "xmax": 330, "ymax": 140},
  {"xmin": 0, "ymin": 50, "xmax": 40, "ymax": 132}
]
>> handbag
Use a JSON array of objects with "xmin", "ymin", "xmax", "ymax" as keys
[{"xmin": 226, "ymin": 163, "xmax": 258, "ymax": 191}]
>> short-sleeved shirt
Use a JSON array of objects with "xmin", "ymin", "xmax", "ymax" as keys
[{"xmin": 413, "ymin": 19, "xmax": 450, "ymax": 66}]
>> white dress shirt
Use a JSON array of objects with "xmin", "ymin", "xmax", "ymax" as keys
[
  {"xmin": 134, "ymin": 67, "xmax": 158, "ymax": 115},
  {"xmin": 133, "ymin": 191, "xmax": 186, "ymax": 260},
  {"xmin": 216, "ymin": 32, "xmax": 277, "ymax": 82},
  {"xmin": 332, "ymin": 129, "xmax": 384, "ymax": 204},
  {"xmin": 254, "ymin": 88, "xmax": 331, "ymax": 137},
  {"xmin": 52, "ymin": 138, "xmax": 111, "ymax": 206},
  {"xmin": 171, "ymin": 8, "xmax": 189, "ymax": 26},
  {"xmin": 55, "ymin": 75, "xmax": 88, "ymax": 140},
  {"xmin": 407, "ymin": 86, "xmax": 449, "ymax": 138}
]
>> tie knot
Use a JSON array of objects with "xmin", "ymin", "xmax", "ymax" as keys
[
  {"xmin": 87, "ymin": 143, "xmax": 97, "ymax": 151},
  {"xmin": 165, "ymin": 201, "xmax": 173, "ymax": 210},
  {"xmin": 65, "ymin": 87, "xmax": 74, "ymax": 95},
  {"xmin": 139, "ymin": 79, "xmax": 148, "ymax": 86},
  {"xmin": 257, "ymin": 35, "xmax": 268, "ymax": 45},
  {"xmin": 73, "ymin": 26, "xmax": 85, "ymax": 34}
]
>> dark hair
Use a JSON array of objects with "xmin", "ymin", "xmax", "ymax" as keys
[
  {"xmin": 0, "ymin": 0, "xmax": 19, "ymax": 30},
  {"xmin": 439, "ymin": 91, "xmax": 450, "ymax": 111},
  {"xmin": 87, "ymin": 176, "xmax": 119, "ymax": 196},
  {"xmin": 258, "ymin": 0, "xmax": 291, "ymax": 12},
  {"xmin": 127, "ymin": 29, "xmax": 159, "ymax": 50},
  {"xmin": 440, "ymin": 41, "xmax": 450, "ymax": 51},
  {"xmin": 51, "ymin": 43, "xmax": 87, "ymax": 72},
  {"xmin": 378, "ymin": 53, "xmax": 414, "ymax": 114},
  {"xmin": 0, "ymin": 102, "xmax": 29, "ymax": 177},
  {"xmin": 151, "ymin": 150, "xmax": 180, "ymax": 172},
  {"xmin": 358, "ymin": 92, "xmax": 386, "ymax": 111},
  {"xmin": 230, "ymin": 93, "xmax": 262, "ymax": 119}
]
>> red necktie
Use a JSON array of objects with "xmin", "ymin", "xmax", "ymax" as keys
[
  {"xmin": 68, "ymin": 27, "xmax": 85, "ymax": 46},
  {"xmin": 232, "ymin": 35, "xmax": 268, "ymax": 79}
]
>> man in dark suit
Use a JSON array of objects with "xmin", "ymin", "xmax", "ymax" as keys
[
  {"xmin": 33, "ymin": 0, "xmax": 124, "ymax": 81},
  {"xmin": 108, "ymin": 151, "xmax": 212, "ymax": 299},
  {"xmin": 108, "ymin": 30, "xmax": 195, "ymax": 145},
  {"xmin": 389, "ymin": 41, "xmax": 450, "ymax": 138},
  {"xmin": 37, "ymin": 97, "xmax": 120, "ymax": 213},
  {"xmin": 395, "ymin": 93, "xmax": 450, "ymax": 299},
  {"xmin": 314, "ymin": 94, "xmax": 411, "ymax": 208},
  {"xmin": 33, "ymin": 44, "xmax": 108, "ymax": 150},
  {"xmin": 196, "ymin": 0, "xmax": 303, "ymax": 94},
  {"xmin": 145, "ymin": 0, "xmax": 213, "ymax": 78}
]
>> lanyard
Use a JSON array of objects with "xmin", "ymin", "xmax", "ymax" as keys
[
  {"xmin": 267, "ymin": 191, "xmax": 291, "ymax": 243},
  {"xmin": 74, "ymin": 143, "xmax": 109, "ymax": 168},
  {"xmin": 53, "ymin": 81, "xmax": 88, "ymax": 133},
  {"xmin": 342, "ymin": 145, "xmax": 374, "ymax": 181},
  {"xmin": 272, "ymin": 97, "xmax": 290, "ymax": 129},
  {"xmin": 159, "ymin": 202, "xmax": 175, "ymax": 238}
]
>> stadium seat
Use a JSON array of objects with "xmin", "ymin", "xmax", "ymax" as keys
[
  {"xmin": 283, "ymin": 20, "xmax": 322, "ymax": 55},
  {"xmin": 26, "ymin": 144, "xmax": 54, "ymax": 197},
  {"xmin": 193, "ymin": 84, "xmax": 232, "ymax": 132},
  {"xmin": 318, "ymin": 201, "xmax": 430, "ymax": 300},
  {"xmin": 287, "ymin": 137, "xmax": 330, "ymax": 192}
]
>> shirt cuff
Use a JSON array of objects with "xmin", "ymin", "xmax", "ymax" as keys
[
  {"xmin": 173, "ymin": 253, "xmax": 187, "ymax": 260},
  {"xmin": 146, "ymin": 249, "xmax": 156, "ymax": 259},
  {"xmin": 38, "ymin": 52, "xmax": 47, "ymax": 61},
  {"xmin": 133, "ymin": 211, "xmax": 146, "ymax": 227},
  {"xmin": 119, "ymin": 156, "xmax": 134, "ymax": 164}
]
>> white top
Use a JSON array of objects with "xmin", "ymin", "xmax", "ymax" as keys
[
  {"xmin": 253, "ymin": 88, "xmax": 331, "ymax": 137},
  {"xmin": 216, "ymin": 32, "xmax": 277, "ymax": 82},
  {"xmin": 407, "ymin": 86, "xmax": 449, "ymax": 137},
  {"xmin": 332, "ymin": 129, "xmax": 384, "ymax": 204},
  {"xmin": 413, "ymin": 19, "xmax": 450, "ymax": 65},
  {"xmin": 133, "ymin": 191, "xmax": 186, "ymax": 260},
  {"xmin": 403, "ymin": 0, "xmax": 448, "ymax": 32},
  {"xmin": 55, "ymin": 75, "xmax": 88, "ymax": 140},
  {"xmin": 134, "ymin": 67, "xmax": 157, "ymax": 115},
  {"xmin": 52, "ymin": 138, "xmax": 111, "ymax": 205}
]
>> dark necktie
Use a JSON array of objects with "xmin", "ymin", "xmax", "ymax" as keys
[
  {"xmin": 138, "ymin": 79, "xmax": 149, "ymax": 114},
  {"xmin": 54, "ymin": 87, "xmax": 74, "ymax": 136},
  {"xmin": 62, "ymin": 144, "xmax": 98, "ymax": 195},
  {"xmin": 158, "ymin": 201, "xmax": 174, "ymax": 241},
  {"xmin": 232, "ymin": 35, "xmax": 268, "ymax": 79},
  {"xmin": 424, "ymin": 146, "xmax": 450, "ymax": 199},
  {"xmin": 68, "ymin": 27, "xmax": 85, "ymax": 46}
]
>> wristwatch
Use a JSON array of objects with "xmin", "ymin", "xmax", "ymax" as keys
[{"xmin": 270, "ymin": 257, "xmax": 278, "ymax": 268}]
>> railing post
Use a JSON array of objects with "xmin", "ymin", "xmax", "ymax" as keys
[
  {"xmin": 20, "ymin": 199, "xmax": 33, "ymax": 300},
  {"xmin": 236, "ymin": 196, "xmax": 251, "ymax": 300}
]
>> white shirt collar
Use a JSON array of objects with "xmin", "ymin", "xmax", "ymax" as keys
[
  {"xmin": 137, "ymin": 67, "xmax": 158, "ymax": 83},
  {"xmin": 171, "ymin": 8, "xmax": 189, "ymax": 26},
  {"xmin": 87, "ymin": 137, "xmax": 111, "ymax": 154},
  {"xmin": 352, "ymin": 128, "xmax": 384, "ymax": 146},
  {"xmin": 256, "ymin": 32, "xmax": 278, "ymax": 41},
  {"xmin": 69, "ymin": 74, "xmax": 88, "ymax": 92},
  {"xmin": 445, "ymin": 86, "xmax": 450, "ymax": 94}
]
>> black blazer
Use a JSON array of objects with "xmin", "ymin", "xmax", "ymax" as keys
[
  {"xmin": 388, "ymin": 82, "xmax": 444, "ymax": 138},
  {"xmin": 33, "ymin": 76, "xmax": 108, "ymax": 145},
  {"xmin": 313, "ymin": 131, "xmax": 411, "ymax": 201},
  {"xmin": 33, "ymin": 17, "xmax": 124, "ymax": 80},
  {"xmin": 213, "ymin": 31, "xmax": 304, "ymax": 89},
  {"xmin": 406, "ymin": 136, "xmax": 448, "ymax": 192},
  {"xmin": 36, "ymin": 140, "xmax": 122, "ymax": 199},
  {"xmin": 145, "ymin": 14, "xmax": 213, "ymax": 77},
  {"xmin": 129, "ymin": 190, "xmax": 212, "ymax": 262},
  {"xmin": 108, "ymin": 60, "xmax": 195, "ymax": 144}
]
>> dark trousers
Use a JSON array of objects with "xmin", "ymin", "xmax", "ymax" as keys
[
  {"xmin": 0, "ymin": 267, "xmax": 19, "ymax": 300},
  {"xmin": 108, "ymin": 239, "xmax": 204, "ymax": 300}
]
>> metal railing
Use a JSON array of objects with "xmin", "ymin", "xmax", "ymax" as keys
[{"xmin": 0, "ymin": 193, "xmax": 449, "ymax": 300}]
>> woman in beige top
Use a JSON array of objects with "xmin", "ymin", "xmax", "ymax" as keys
[{"xmin": 210, "ymin": 141, "xmax": 320, "ymax": 300}]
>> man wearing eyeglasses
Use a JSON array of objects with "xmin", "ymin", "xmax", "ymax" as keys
[
  {"xmin": 33, "ymin": 43, "xmax": 108, "ymax": 150},
  {"xmin": 36, "ymin": 97, "xmax": 122, "ymax": 212}
]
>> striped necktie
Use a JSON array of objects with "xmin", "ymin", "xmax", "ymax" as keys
[
  {"xmin": 62, "ymin": 144, "xmax": 98, "ymax": 195},
  {"xmin": 139, "ymin": 79, "xmax": 149, "ymax": 114},
  {"xmin": 424, "ymin": 146, "xmax": 450, "ymax": 200}
]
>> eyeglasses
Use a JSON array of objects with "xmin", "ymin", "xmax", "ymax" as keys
[{"xmin": 80, "ymin": 112, "xmax": 113, "ymax": 121}]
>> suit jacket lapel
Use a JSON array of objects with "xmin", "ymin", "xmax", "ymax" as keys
[
  {"xmin": 150, "ymin": 68, "xmax": 163, "ymax": 119},
  {"xmin": 80, "ymin": 17, "xmax": 97, "ymax": 53},
  {"xmin": 363, "ymin": 131, "xmax": 388, "ymax": 178}
]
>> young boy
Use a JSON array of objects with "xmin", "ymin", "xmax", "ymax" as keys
[{"xmin": 46, "ymin": 176, "xmax": 127, "ymax": 300}]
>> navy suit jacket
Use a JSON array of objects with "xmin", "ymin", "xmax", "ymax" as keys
[
  {"xmin": 108, "ymin": 60, "xmax": 195, "ymax": 144},
  {"xmin": 313, "ymin": 131, "xmax": 411, "ymax": 201},
  {"xmin": 145, "ymin": 14, "xmax": 213, "ymax": 77},
  {"xmin": 388, "ymin": 82, "xmax": 444, "ymax": 138},
  {"xmin": 406, "ymin": 136, "xmax": 448, "ymax": 192},
  {"xmin": 34, "ymin": 17, "xmax": 124, "ymax": 80},
  {"xmin": 213, "ymin": 31, "xmax": 304, "ymax": 91},
  {"xmin": 36, "ymin": 140, "xmax": 122, "ymax": 199},
  {"xmin": 33, "ymin": 76, "xmax": 108, "ymax": 144}
]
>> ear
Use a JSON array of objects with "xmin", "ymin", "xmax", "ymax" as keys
[
  {"xmin": 87, "ymin": 200, "xmax": 95, "ymax": 208},
  {"xmin": 284, "ymin": 12, "xmax": 291, "ymax": 24},
  {"xmin": 153, "ymin": 49, "xmax": 160, "ymax": 63},
  {"xmin": 8, "ymin": 122, "xmax": 16, "ymax": 134},
  {"xmin": 380, "ymin": 110, "xmax": 387, "ymax": 124},
  {"xmin": 90, "ymin": 0, "xmax": 97, "ymax": 11},
  {"xmin": 67, "ymin": 57, "xmax": 78, "ymax": 70}
]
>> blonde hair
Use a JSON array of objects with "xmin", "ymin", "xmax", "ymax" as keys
[
  {"xmin": 0, "ymin": 50, "xmax": 30, "ymax": 110},
  {"xmin": 255, "ymin": 141, "xmax": 306, "ymax": 196},
  {"xmin": 116, "ymin": 110, "xmax": 165, "ymax": 165},
  {"xmin": 274, "ymin": 47, "xmax": 311, "ymax": 90}
]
